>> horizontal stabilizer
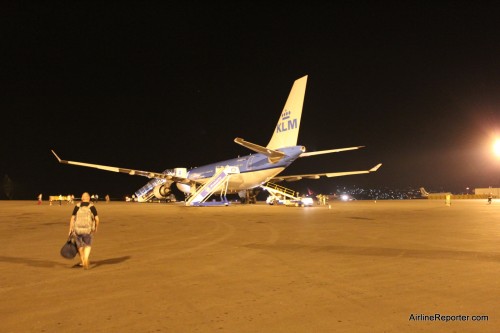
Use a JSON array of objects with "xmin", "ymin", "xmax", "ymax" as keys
[
  {"xmin": 300, "ymin": 146, "xmax": 364, "ymax": 157},
  {"xmin": 234, "ymin": 138, "xmax": 285, "ymax": 163}
]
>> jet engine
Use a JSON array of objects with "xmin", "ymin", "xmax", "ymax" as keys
[
  {"xmin": 176, "ymin": 183, "xmax": 191, "ymax": 194},
  {"xmin": 153, "ymin": 183, "xmax": 172, "ymax": 199}
]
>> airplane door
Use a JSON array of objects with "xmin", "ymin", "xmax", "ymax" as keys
[{"xmin": 246, "ymin": 155, "xmax": 255, "ymax": 171}]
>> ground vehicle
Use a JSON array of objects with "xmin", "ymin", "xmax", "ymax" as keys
[{"xmin": 266, "ymin": 196, "xmax": 314, "ymax": 207}]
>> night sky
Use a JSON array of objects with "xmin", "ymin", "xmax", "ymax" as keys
[{"xmin": 2, "ymin": 2, "xmax": 500, "ymax": 200}]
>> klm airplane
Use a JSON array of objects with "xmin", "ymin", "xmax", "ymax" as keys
[{"xmin": 52, "ymin": 75, "xmax": 381, "ymax": 204}]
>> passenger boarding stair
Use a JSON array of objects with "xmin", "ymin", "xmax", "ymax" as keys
[
  {"xmin": 138, "ymin": 191, "xmax": 155, "ymax": 203},
  {"xmin": 261, "ymin": 182, "xmax": 301, "ymax": 204},
  {"xmin": 136, "ymin": 180, "xmax": 162, "ymax": 202},
  {"xmin": 185, "ymin": 165, "xmax": 240, "ymax": 206}
]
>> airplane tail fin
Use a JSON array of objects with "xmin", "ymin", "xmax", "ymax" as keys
[{"xmin": 266, "ymin": 75, "xmax": 308, "ymax": 149}]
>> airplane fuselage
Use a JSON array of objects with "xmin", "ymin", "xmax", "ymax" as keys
[{"xmin": 184, "ymin": 146, "xmax": 305, "ymax": 191}]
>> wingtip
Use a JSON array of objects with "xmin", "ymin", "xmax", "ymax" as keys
[
  {"xmin": 370, "ymin": 163, "xmax": 382, "ymax": 172},
  {"xmin": 51, "ymin": 149, "xmax": 62, "ymax": 162}
]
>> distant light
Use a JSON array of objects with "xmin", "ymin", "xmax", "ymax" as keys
[
  {"xmin": 301, "ymin": 197, "xmax": 313, "ymax": 206},
  {"xmin": 341, "ymin": 194, "xmax": 349, "ymax": 201},
  {"xmin": 494, "ymin": 139, "xmax": 500, "ymax": 157}
]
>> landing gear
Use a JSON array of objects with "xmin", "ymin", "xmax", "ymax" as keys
[{"xmin": 239, "ymin": 189, "xmax": 258, "ymax": 204}]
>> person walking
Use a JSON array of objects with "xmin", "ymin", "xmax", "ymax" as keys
[
  {"xmin": 37, "ymin": 193, "xmax": 42, "ymax": 205},
  {"xmin": 68, "ymin": 192, "xmax": 100, "ymax": 270}
]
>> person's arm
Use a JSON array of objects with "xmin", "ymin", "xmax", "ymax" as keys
[
  {"xmin": 94, "ymin": 215, "xmax": 100, "ymax": 233},
  {"xmin": 69, "ymin": 215, "xmax": 75, "ymax": 235},
  {"xmin": 69, "ymin": 206, "xmax": 78, "ymax": 235},
  {"xmin": 91, "ymin": 206, "xmax": 99, "ymax": 233}
]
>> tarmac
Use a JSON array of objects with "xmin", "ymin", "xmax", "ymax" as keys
[{"xmin": 1, "ymin": 199, "xmax": 499, "ymax": 333}]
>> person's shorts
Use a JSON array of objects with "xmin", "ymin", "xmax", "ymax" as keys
[{"xmin": 74, "ymin": 233, "xmax": 93, "ymax": 248}]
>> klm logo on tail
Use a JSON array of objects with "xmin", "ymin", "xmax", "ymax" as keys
[{"xmin": 276, "ymin": 110, "xmax": 297, "ymax": 133}]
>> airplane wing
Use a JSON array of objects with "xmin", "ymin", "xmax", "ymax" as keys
[
  {"xmin": 299, "ymin": 146, "xmax": 364, "ymax": 157},
  {"xmin": 270, "ymin": 163, "xmax": 382, "ymax": 182},
  {"xmin": 51, "ymin": 150, "xmax": 196, "ymax": 184}
]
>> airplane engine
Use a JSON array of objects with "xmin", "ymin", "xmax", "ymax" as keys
[
  {"xmin": 176, "ymin": 183, "xmax": 191, "ymax": 194},
  {"xmin": 153, "ymin": 183, "xmax": 172, "ymax": 199}
]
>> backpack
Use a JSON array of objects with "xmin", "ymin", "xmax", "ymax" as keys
[{"xmin": 74, "ymin": 203, "xmax": 95, "ymax": 234}]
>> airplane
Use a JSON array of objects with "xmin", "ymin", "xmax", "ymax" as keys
[
  {"xmin": 419, "ymin": 187, "xmax": 451, "ymax": 198},
  {"xmin": 51, "ymin": 75, "xmax": 382, "ymax": 205}
]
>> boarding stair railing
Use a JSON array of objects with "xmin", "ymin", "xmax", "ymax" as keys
[
  {"xmin": 261, "ymin": 182, "xmax": 301, "ymax": 203},
  {"xmin": 137, "ymin": 191, "xmax": 155, "ymax": 203},
  {"xmin": 185, "ymin": 165, "xmax": 240, "ymax": 206}
]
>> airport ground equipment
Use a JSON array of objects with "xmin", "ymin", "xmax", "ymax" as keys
[
  {"xmin": 185, "ymin": 166, "xmax": 240, "ymax": 206},
  {"xmin": 135, "ymin": 178, "xmax": 167, "ymax": 202},
  {"xmin": 261, "ymin": 182, "xmax": 313, "ymax": 207}
]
